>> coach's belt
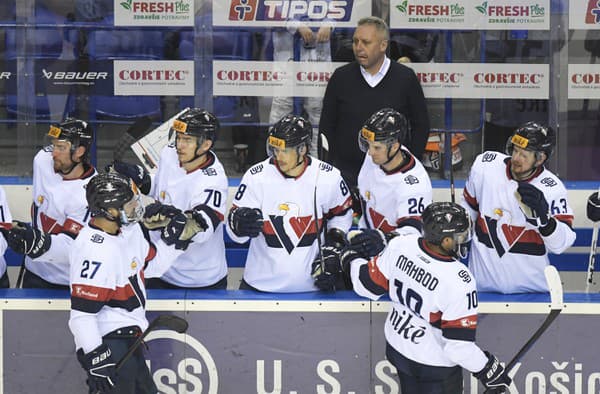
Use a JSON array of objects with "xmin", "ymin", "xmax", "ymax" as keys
[{"xmin": 104, "ymin": 325, "xmax": 142, "ymax": 339}]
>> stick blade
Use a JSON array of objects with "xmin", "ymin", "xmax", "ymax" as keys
[
  {"xmin": 544, "ymin": 265, "xmax": 563, "ymax": 310},
  {"xmin": 152, "ymin": 314, "xmax": 189, "ymax": 333}
]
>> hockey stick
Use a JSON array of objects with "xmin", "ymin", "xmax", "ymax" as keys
[
  {"xmin": 483, "ymin": 265, "xmax": 563, "ymax": 394},
  {"xmin": 93, "ymin": 314, "xmax": 188, "ymax": 394},
  {"xmin": 313, "ymin": 161, "xmax": 325, "ymax": 273},
  {"xmin": 585, "ymin": 187, "xmax": 600, "ymax": 293},
  {"xmin": 113, "ymin": 116, "xmax": 153, "ymax": 162}
]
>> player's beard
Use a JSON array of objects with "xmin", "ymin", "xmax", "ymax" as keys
[
  {"xmin": 53, "ymin": 157, "xmax": 76, "ymax": 175},
  {"xmin": 510, "ymin": 161, "xmax": 536, "ymax": 180}
]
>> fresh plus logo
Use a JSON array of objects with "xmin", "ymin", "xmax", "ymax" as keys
[
  {"xmin": 396, "ymin": 0, "xmax": 408, "ymax": 13},
  {"xmin": 120, "ymin": 0, "xmax": 133, "ymax": 10},
  {"xmin": 586, "ymin": 0, "xmax": 600, "ymax": 24},
  {"xmin": 229, "ymin": 0, "xmax": 257, "ymax": 21},
  {"xmin": 475, "ymin": 1, "xmax": 488, "ymax": 15}
]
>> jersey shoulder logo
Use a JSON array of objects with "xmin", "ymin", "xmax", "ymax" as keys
[
  {"xmin": 90, "ymin": 233, "xmax": 104, "ymax": 243},
  {"xmin": 539, "ymin": 177, "xmax": 557, "ymax": 187},
  {"xmin": 202, "ymin": 168, "xmax": 218, "ymax": 177},
  {"xmin": 249, "ymin": 163, "xmax": 264, "ymax": 175},
  {"xmin": 404, "ymin": 175, "xmax": 419, "ymax": 185},
  {"xmin": 319, "ymin": 162, "xmax": 333, "ymax": 172},
  {"xmin": 481, "ymin": 152, "xmax": 497, "ymax": 162}
]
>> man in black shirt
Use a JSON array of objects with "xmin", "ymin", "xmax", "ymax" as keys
[{"xmin": 320, "ymin": 16, "xmax": 430, "ymax": 188}]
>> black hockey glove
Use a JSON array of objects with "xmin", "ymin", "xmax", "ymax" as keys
[
  {"xmin": 516, "ymin": 182, "xmax": 551, "ymax": 227},
  {"xmin": 0, "ymin": 221, "xmax": 51, "ymax": 258},
  {"xmin": 143, "ymin": 202, "xmax": 182, "ymax": 230},
  {"xmin": 311, "ymin": 246, "xmax": 343, "ymax": 291},
  {"xmin": 161, "ymin": 212, "xmax": 191, "ymax": 250},
  {"xmin": 473, "ymin": 351, "xmax": 511, "ymax": 393},
  {"xmin": 228, "ymin": 207, "xmax": 263, "ymax": 238},
  {"xmin": 347, "ymin": 229, "xmax": 386, "ymax": 258},
  {"xmin": 76, "ymin": 343, "xmax": 116, "ymax": 394},
  {"xmin": 109, "ymin": 160, "xmax": 151, "ymax": 194},
  {"xmin": 587, "ymin": 191, "xmax": 600, "ymax": 223}
]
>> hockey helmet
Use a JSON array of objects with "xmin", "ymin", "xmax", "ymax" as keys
[
  {"xmin": 48, "ymin": 118, "xmax": 93, "ymax": 156},
  {"xmin": 505, "ymin": 121, "xmax": 555, "ymax": 162},
  {"xmin": 422, "ymin": 202, "xmax": 471, "ymax": 257},
  {"xmin": 358, "ymin": 108, "xmax": 409, "ymax": 153},
  {"xmin": 171, "ymin": 108, "xmax": 219, "ymax": 143},
  {"xmin": 86, "ymin": 172, "xmax": 143, "ymax": 225},
  {"xmin": 266, "ymin": 114, "xmax": 312, "ymax": 156}
]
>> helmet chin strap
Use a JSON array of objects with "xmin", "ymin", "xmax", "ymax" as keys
[
  {"xmin": 57, "ymin": 151, "xmax": 82, "ymax": 176},
  {"xmin": 383, "ymin": 144, "xmax": 403, "ymax": 167},
  {"xmin": 180, "ymin": 137, "xmax": 209, "ymax": 165}
]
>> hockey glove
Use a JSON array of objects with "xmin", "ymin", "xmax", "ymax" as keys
[
  {"xmin": 311, "ymin": 246, "xmax": 343, "ymax": 291},
  {"xmin": 473, "ymin": 351, "xmax": 511, "ymax": 393},
  {"xmin": 587, "ymin": 191, "xmax": 600, "ymax": 223},
  {"xmin": 76, "ymin": 343, "xmax": 116, "ymax": 394},
  {"xmin": 228, "ymin": 207, "xmax": 263, "ymax": 238},
  {"xmin": 346, "ymin": 228, "xmax": 386, "ymax": 258},
  {"xmin": 0, "ymin": 221, "xmax": 51, "ymax": 258},
  {"xmin": 108, "ymin": 160, "xmax": 151, "ymax": 194},
  {"xmin": 161, "ymin": 212, "xmax": 191, "ymax": 250},
  {"xmin": 516, "ymin": 182, "xmax": 551, "ymax": 227},
  {"xmin": 143, "ymin": 202, "xmax": 182, "ymax": 230}
]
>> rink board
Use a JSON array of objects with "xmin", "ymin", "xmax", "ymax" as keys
[{"xmin": 1, "ymin": 290, "xmax": 600, "ymax": 394}]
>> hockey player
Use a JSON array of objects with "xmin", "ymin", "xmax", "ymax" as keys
[
  {"xmin": 69, "ymin": 172, "xmax": 157, "ymax": 393},
  {"xmin": 349, "ymin": 108, "xmax": 433, "ymax": 258},
  {"xmin": 111, "ymin": 108, "xmax": 229, "ymax": 289},
  {"xmin": 226, "ymin": 114, "xmax": 353, "ymax": 292},
  {"xmin": 345, "ymin": 202, "xmax": 512, "ymax": 393},
  {"xmin": 462, "ymin": 122, "xmax": 576, "ymax": 293},
  {"xmin": 3, "ymin": 118, "xmax": 97, "ymax": 289},
  {"xmin": 0, "ymin": 186, "xmax": 13, "ymax": 287}
]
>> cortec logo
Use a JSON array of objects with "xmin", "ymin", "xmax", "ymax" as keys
[
  {"xmin": 416, "ymin": 72, "xmax": 463, "ymax": 84},
  {"xmin": 228, "ymin": 0, "xmax": 352, "ymax": 22},
  {"xmin": 120, "ymin": 0, "xmax": 190, "ymax": 13},
  {"xmin": 571, "ymin": 73, "xmax": 600, "ymax": 85},
  {"xmin": 216, "ymin": 69, "xmax": 287, "ymax": 81},
  {"xmin": 296, "ymin": 70, "xmax": 332, "ymax": 82},
  {"xmin": 474, "ymin": 72, "xmax": 543, "ymax": 85},
  {"xmin": 145, "ymin": 330, "xmax": 218, "ymax": 393},
  {"xmin": 585, "ymin": 0, "xmax": 600, "ymax": 24},
  {"xmin": 118, "ymin": 69, "xmax": 189, "ymax": 80}
]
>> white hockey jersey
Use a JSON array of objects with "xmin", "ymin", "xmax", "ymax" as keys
[
  {"xmin": 0, "ymin": 186, "xmax": 13, "ymax": 277},
  {"xmin": 145, "ymin": 147, "xmax": 228, "ymax": 287},
  {"xmin": 26, "ymin": 148, "xmax": 96, "ymax": 285},
  {"xmin": 226, "ymin": 157, "xmax": 353, "ymax": 292},
  {"xmin": 68, "ymin": 223, "xmax": 152, "ymax": 353},
  {"xmin": 357, "ymin": 149, "xmax": 432, "ymax": 235},
  {"xmin": 351, "ymin": 234, "xmax": 488, "ymax": 372},
  {"xmin": 462, "ymin": 152, "xmax": 576, "ymax": 293}
]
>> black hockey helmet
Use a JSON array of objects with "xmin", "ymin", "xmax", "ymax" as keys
[
  {"xmin": 171, "ymin": 108, "xmax": 219, "ymax": 143},
  {"xmin": 358, "ymin": 108, "xmax": 409, "ymax": 153},
  {"xmin": 86, "ymin": 172, "xmax": 142, "ymax": 225},
  {"xmin": 266, "ymin": 114, "xmax": 312, "ymax": 156},
  {"xmin": 48, "ymin": 118, "xmax": 93, "ymax": 159},
  {"xmin": 505, "ymin": 121, "xmax": 555, "ymax": 162},
  {"xmin": 422, "ymin": 202, "xmax": 471, "ymax": 257}
]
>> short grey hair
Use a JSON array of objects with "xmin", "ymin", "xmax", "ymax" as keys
[{"xmin": 357, "ymin": 16, "xmax": 389, "ymax": 41}]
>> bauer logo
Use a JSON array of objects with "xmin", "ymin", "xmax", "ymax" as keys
[
  {"xmin": 228, "ymin": 0, "xmax": 353, "ymax": 22},
  {"xmin": 145, "ymin": 330, "xmax": 219, "ymax": 393}
]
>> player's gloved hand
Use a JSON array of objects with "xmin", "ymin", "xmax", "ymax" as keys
[
  {"xmin": 76, "ymin": 343, "xmax": 116, "ymax": 394},
  {"xmin": 587, "ymin": 191, "xmax": 600, "ymax": 223},
  {"xmin": 161, "ymin": 212, "xmax": 191, "ymax": 250},
  {"xmin": 143, "ymin": 202, "xmax": 182, "ymax": 230},
  {"xmin": 0, "ymin": 221, "xmax": 51, "ymax": 258},
  {"xmin": 473, "ymin": 351, "xmax": 511, "ymax": 393},
  {"xmin": 228, "ymin": 207, "xmax": 263, "ymax": 238},
  {"xmin": 516, "ymin": 182, "xmax": 551, "ymax": 227},
  {"xmin": 179, "ymin": 206, "xmax": 209, "ymax": 240},
  {"xmin": 346, "ymin": 228, "xmax": 386, "ymax": 258},
  {"xmin": 311, "ymin": 246, "xmax": 343, "ymax": 291},
  {"xmin": 108, "ymin": 160, "xmax": 151, "ymax": 194}
]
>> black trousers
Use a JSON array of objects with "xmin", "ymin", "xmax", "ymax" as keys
[
  {"xmin": 146, "ymin": 275, "xmax": 227, "ymax": 290},
  {"xmin": 22, "ymin": 268, "xmax": 70, "ymax": 290},
  {"xmin": 386, "ymin": 343, "xmax": 463, "ymax": 394}
]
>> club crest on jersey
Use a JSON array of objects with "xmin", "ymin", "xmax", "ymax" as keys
[
  {"xmin": 265, "ymin": 202, "xmax": 318, "ymax": 254},
  {"xmin": 365, "ymin": 191, "xmax": 371, "ymax": 200},
  {"xmin": 131, "ymin": 259, "xmax": 138, "ymax": 270}
]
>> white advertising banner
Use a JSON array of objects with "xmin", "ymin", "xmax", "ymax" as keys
[
  {"xmin": 568, "ymin": 64, "xmax": 600, "ymax": 99},
  {"xmin": 214, "ymin": 60, "xmax": 549, "ymax": 99},
  {"xmin": 213, "ymin": 0, "xmax": 371, "ymax": 27},
  {"xmin": 407, "ymin": 62, "xmax": 549, "ymax": 99},
  {"xmin": 390, "ymin": 0, "xmax": 550, "ymax": 30},
  {"xmin": 569, "ymin": 0, "xmax": 600, "ymax": 30},
  {"xmin": 114, "ymin": 0, "xmax": 194, "ymax": 26},
  {"xmin": 114, "ymin": 60, "xmax": 194, "ymax": 96}
]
